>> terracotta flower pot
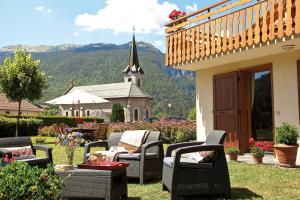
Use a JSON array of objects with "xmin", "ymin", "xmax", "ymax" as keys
[
  {"xmin": 274, "ymin": 144, "xmax": 299, "ymax": 168},
  {"xmin": 229, "ymin": 153, "xmax": 238, "ymax": 161},
  {"xmin": 252, "ymin": 156, "xmax": 263, "ymax": 164}
]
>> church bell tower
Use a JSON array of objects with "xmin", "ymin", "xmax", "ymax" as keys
[{"xmin": 123, "ymin": 28, "xmax": 144, "ymax": 88}]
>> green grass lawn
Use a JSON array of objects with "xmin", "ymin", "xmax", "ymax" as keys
[{"xmin": 34, "ymin": 137, "xmax": 300, "ymax": 200}]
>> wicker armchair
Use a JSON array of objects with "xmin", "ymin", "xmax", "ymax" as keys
[
  {"xmin": 0, "ymin": 137, "xmax": 53, "ymax": 168},
  {"xmin": 93, "ymin": 123, "xmax": 109, "ymax": 141},
  {"xmin": 162, "ymin": 130, "xmax": 231, "ymax": 200},
  {"xmin": 83, "ymin": 131, "xmax": 164, "ymax": 184}
]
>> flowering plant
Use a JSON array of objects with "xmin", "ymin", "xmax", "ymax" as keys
[
  {"xmin": 249, "ymin": 138, "xmax": 273, "ymax": 158},
  {"xmin": 169, "ymin": 9, "xmax": 187, "ymax": 20},
  {"xmin": 56, "ymin": 130, "xmax": 82, "ymax": 165}
]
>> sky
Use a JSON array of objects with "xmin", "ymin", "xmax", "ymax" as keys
[{"xmin": 0, "ymin": 0, "xmax": 220, "ymax": 52}]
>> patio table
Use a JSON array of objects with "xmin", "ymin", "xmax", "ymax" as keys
[{"xmin": 56, "ymin": 168, "xmax": 128, "ymax": 200}]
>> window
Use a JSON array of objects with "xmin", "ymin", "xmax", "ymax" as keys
[
  {"xmin": 75, "ymin": 111, "xmax": 79, "ymax": 117},
  {"xmin": 128, "ymin": 78, "xmax": 132, "ymax": 82},
  {"xmin": 5, "ymin": 111, "xmax": 10, "ymax": 114},
  {"xmin": 134, "ymin": 109, "xmax": 139, "ymax": 121},
  {"xmin": 86, "ymin": 110, "xmax": 90, "ymax": 117},
  {"xmin": 65, "ymin": 111, "xmax": 69, "ymax": 116},
  {"xmin": 250, "ymin": 70, "xmax": 273, "ymax": 141},
  {"xmin": 137, "ymin": 79, "xmax": 140, "ymax": 87},
  {"xmin": 146, "ymin": 109, "xmax": 149, "ymax": 118}
]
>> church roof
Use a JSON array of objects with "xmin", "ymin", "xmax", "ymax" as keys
[
  {"xmin": 69, "ymin": 82, "xmax": 152, "ymax": 99},
  {"xmin": 123, "ymin": 34, "xmax": 144, "ymax": 74}
]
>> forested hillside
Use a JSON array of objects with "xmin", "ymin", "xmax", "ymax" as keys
[{"xmin": 0, "ymin": 42, "xmax": 195, "ymax": 117}]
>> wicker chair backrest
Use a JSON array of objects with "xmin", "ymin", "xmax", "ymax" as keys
[
  {"xmin": 144, "ymin": 131, "xmax": 160, "ymax": 153},
  {"xmin": 107, "ymin": 132, "xmax": 123, "ymax": 148},
  {"xmin": 107, "ymin": 131, "xmax": 161, "ymax": 153},
  {"xmin": 205, "ymin": 130, "xmax": 227, "ymax": 145},
  {"xmin": 94, "ymin": 123, "xmax": 109, "ymax": 140},
  {"xmin": 0, "ymin": 137, "xmax": 33, "ymax": 148}
]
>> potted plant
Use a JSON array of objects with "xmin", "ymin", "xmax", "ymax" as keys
[
  {"xmin": 249, "ymin": 138, "xmax": 266, "ymax": 164},
  {"xmin": 226, "ymin": 147, "xmax": 240, "ymax": 161},
  {"xmin": 274, "ymin": 122, "xmax": 299, "ymax": 167}
]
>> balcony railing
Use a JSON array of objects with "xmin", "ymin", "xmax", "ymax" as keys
[{"xmin": 165, "ymin": 0, "xmax": 300, "ymax": 67}]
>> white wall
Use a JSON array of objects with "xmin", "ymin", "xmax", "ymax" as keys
[{"xmin": 196, "ymin": 49, "xmax": 300, "ymax": 164}]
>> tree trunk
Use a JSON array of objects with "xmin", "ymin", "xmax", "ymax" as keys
[{"xmin": 16, "ymin": 100, "xmax": 21, "ymax": 137}]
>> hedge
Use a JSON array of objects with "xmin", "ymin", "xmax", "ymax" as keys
[
  {"xmin": 109, "ymin": 120, "xmax": 196, "ymax": 143},
  {"xmin": 0, "ymin": 116, "xmax": 43, "ymax": 137},
  {"xmin": 0, "ymin": 115, "xmax": 104, "ymax": 127}
]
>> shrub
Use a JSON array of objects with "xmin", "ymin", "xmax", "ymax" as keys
[
  {"xmin": 34, "ymin": 136, "xmax": 47, "ymax": 144},
  {"xmin": 188, "ymin": 107, "xmax": 196, "ymax": 120},
  {"xmin": 0, "ymin": 114, "xmax": 104, "ymax": 127},
  {"xmin": 274, "ymin": 122, "xmax": 298, "ymax": 145},
  {"xmin": 226, "ymin": 147, "xmax": 240, "ymax": 155},
  {"xmin": 0, "ymin": 116, "xmax": 43, "ymax": 138},
  {"xmin": 0, "ymin": 162, "xmax": 62, "ymax": 199},
  {"xmin": 110, "ymin": 104, "xmax": 125, "ymax": 122},
  {"xmin": 108, "ymin": 121, "xmax": 196, "ymax": 143}
]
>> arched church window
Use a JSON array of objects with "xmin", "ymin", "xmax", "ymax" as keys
[
  {"xmin": 134, "ymin": 109, "xmax": 139, "ymax": 121},
  {"xmin": 65, "ymin": 111, "xmax": 69, "ymax": 117},
  {"xmin": 128, "ymin": 78, "xmax": 132, "ymax": 82},
  {"xmin": 75, "ymin": 111, "xmax": 79, "ymax": 117},
  {"xmin": 146, "ymin": 109, "xmax": 149, "ymax": 118},
  {"xmin": 86, "ymin": 110, "xmax": 90, "ymax": 117}
]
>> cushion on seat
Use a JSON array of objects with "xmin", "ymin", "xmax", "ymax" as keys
[
  {"xmin": 118, "ymin": 153, "xmax": 158, "ymax": 160},
  {"xmin": 163, "ymin": 157, "xmax": 214, "ymax": 169}
]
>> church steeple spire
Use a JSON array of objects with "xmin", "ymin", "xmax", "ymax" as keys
[{"xmin": 123, "ymin": 27, "xmax": 144, "ymax": 74}]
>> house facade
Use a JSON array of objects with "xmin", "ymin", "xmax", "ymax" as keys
[
  {"xmin": 165, "ymin": 0, "xmax": 300, "ymax": 163},
  {"xmin": 60, "ymin": 33, "xmax": 153, "ymax": 122}
]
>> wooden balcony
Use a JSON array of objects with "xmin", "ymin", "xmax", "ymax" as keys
[{"xmin": 165, "ymin": 0, "xmax": 300, "ymax": 67}]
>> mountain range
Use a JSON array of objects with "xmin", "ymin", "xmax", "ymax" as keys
[{"xmin": 0, "ymin": 42, "xmax": 195, "ymax": 118}]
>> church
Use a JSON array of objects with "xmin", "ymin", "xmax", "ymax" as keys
[{"xmin": 60, "ymin": 34, "xmax": 153, "ymax": 122}]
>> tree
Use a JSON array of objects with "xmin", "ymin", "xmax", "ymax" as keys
[
  {"xmin": 0, "ymin": 49, "xmax": 48, "ymax": 137},
  {"xmin": 110, "ymin": 103, "xmax": 125, "ymax": 122}
]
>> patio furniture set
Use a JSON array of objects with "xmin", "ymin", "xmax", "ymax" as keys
[{"xmin": 0, "ymin": 130, "xmax": 231, "ymax": 200}]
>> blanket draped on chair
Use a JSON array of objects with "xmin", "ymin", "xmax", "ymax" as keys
[{"xmin": 91, "ymin": 130, "xmax": 150, "ymax": 161}]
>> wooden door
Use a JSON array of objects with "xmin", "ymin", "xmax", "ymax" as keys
[{"xmin": 213, "ymin": 72, "xmax": 240, "ymax": 149}]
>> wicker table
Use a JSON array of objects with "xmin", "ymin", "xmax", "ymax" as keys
[{"xmin": 57, "ymin": 168, "xmax": 128, "ymax": 200}]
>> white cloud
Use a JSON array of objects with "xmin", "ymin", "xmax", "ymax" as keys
[
  {"xmin": 73, "ymin": 32, "xmax": 80, "ymax": 37},
  {"xmin": 154, "ymin": 40, "xmax": 163, "ymax": 47},
  {"xmin": 35, "ymin": 6, "xmax": 44, "ymax": 11},
  {"xmin": 35, "ymin": 6, "xmax": 52, "ymax": 14},
  {"xmin": 186, "ymin": 3, "xmax": 198, "ymax": 12},
  {"xmin": 75, "ymin": 0, "xmax": 178, "ymax": 34}
]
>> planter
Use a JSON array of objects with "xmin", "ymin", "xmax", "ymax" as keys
[
  {"xmin": 229, "ymin": 153, "xmax": 238, "ymax": 161},
  {"xmin": 252, "ymin": 156, "xmax": 263, "ymax": 164},
  {"xmin": 274, "ymin": 144, "xmax": 299, "ymax": 168}
]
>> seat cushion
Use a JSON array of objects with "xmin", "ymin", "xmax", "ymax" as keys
[
  {"xmin": 118, "ymin": 153, "xmax": 158, "ymax": 160},
  {"xmin": 163, "ymin": 157, "xmax": 214, "ymax": 169}
]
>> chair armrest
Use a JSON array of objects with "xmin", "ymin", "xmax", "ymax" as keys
[
  {"xmin": 165, "ymin": 141, "xmax": 205, "ymax": 157},
  {"xmin": 83, "ymin": 141, "xmax": 108, "ymax": 163},
  {"xmin": 173, "ymin": 144, "xmax": 225, "ymax": 166},
  {"xmin": 32, "ymin": 145, "xmax": 53, "ymax": 163},
  {"xmin": 0, "ymin": 149, "xmax": 12, "ymax": 158},
  {"xmin": 84, "ymin": 141, "xmax": 108, "ymax": 150},
  {"xmin": 140, "ymin": 141, "xmax": 164, "ymax": 159}
]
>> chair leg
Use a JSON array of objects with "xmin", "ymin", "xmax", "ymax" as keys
[{"xmin": 139, "ymin": 177, "xmax": 145, "ymax": 184}]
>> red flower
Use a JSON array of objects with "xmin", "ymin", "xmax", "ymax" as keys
[{"xmin": 249, "ymin": 138, "xmax": 255, "ymax": 146}]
